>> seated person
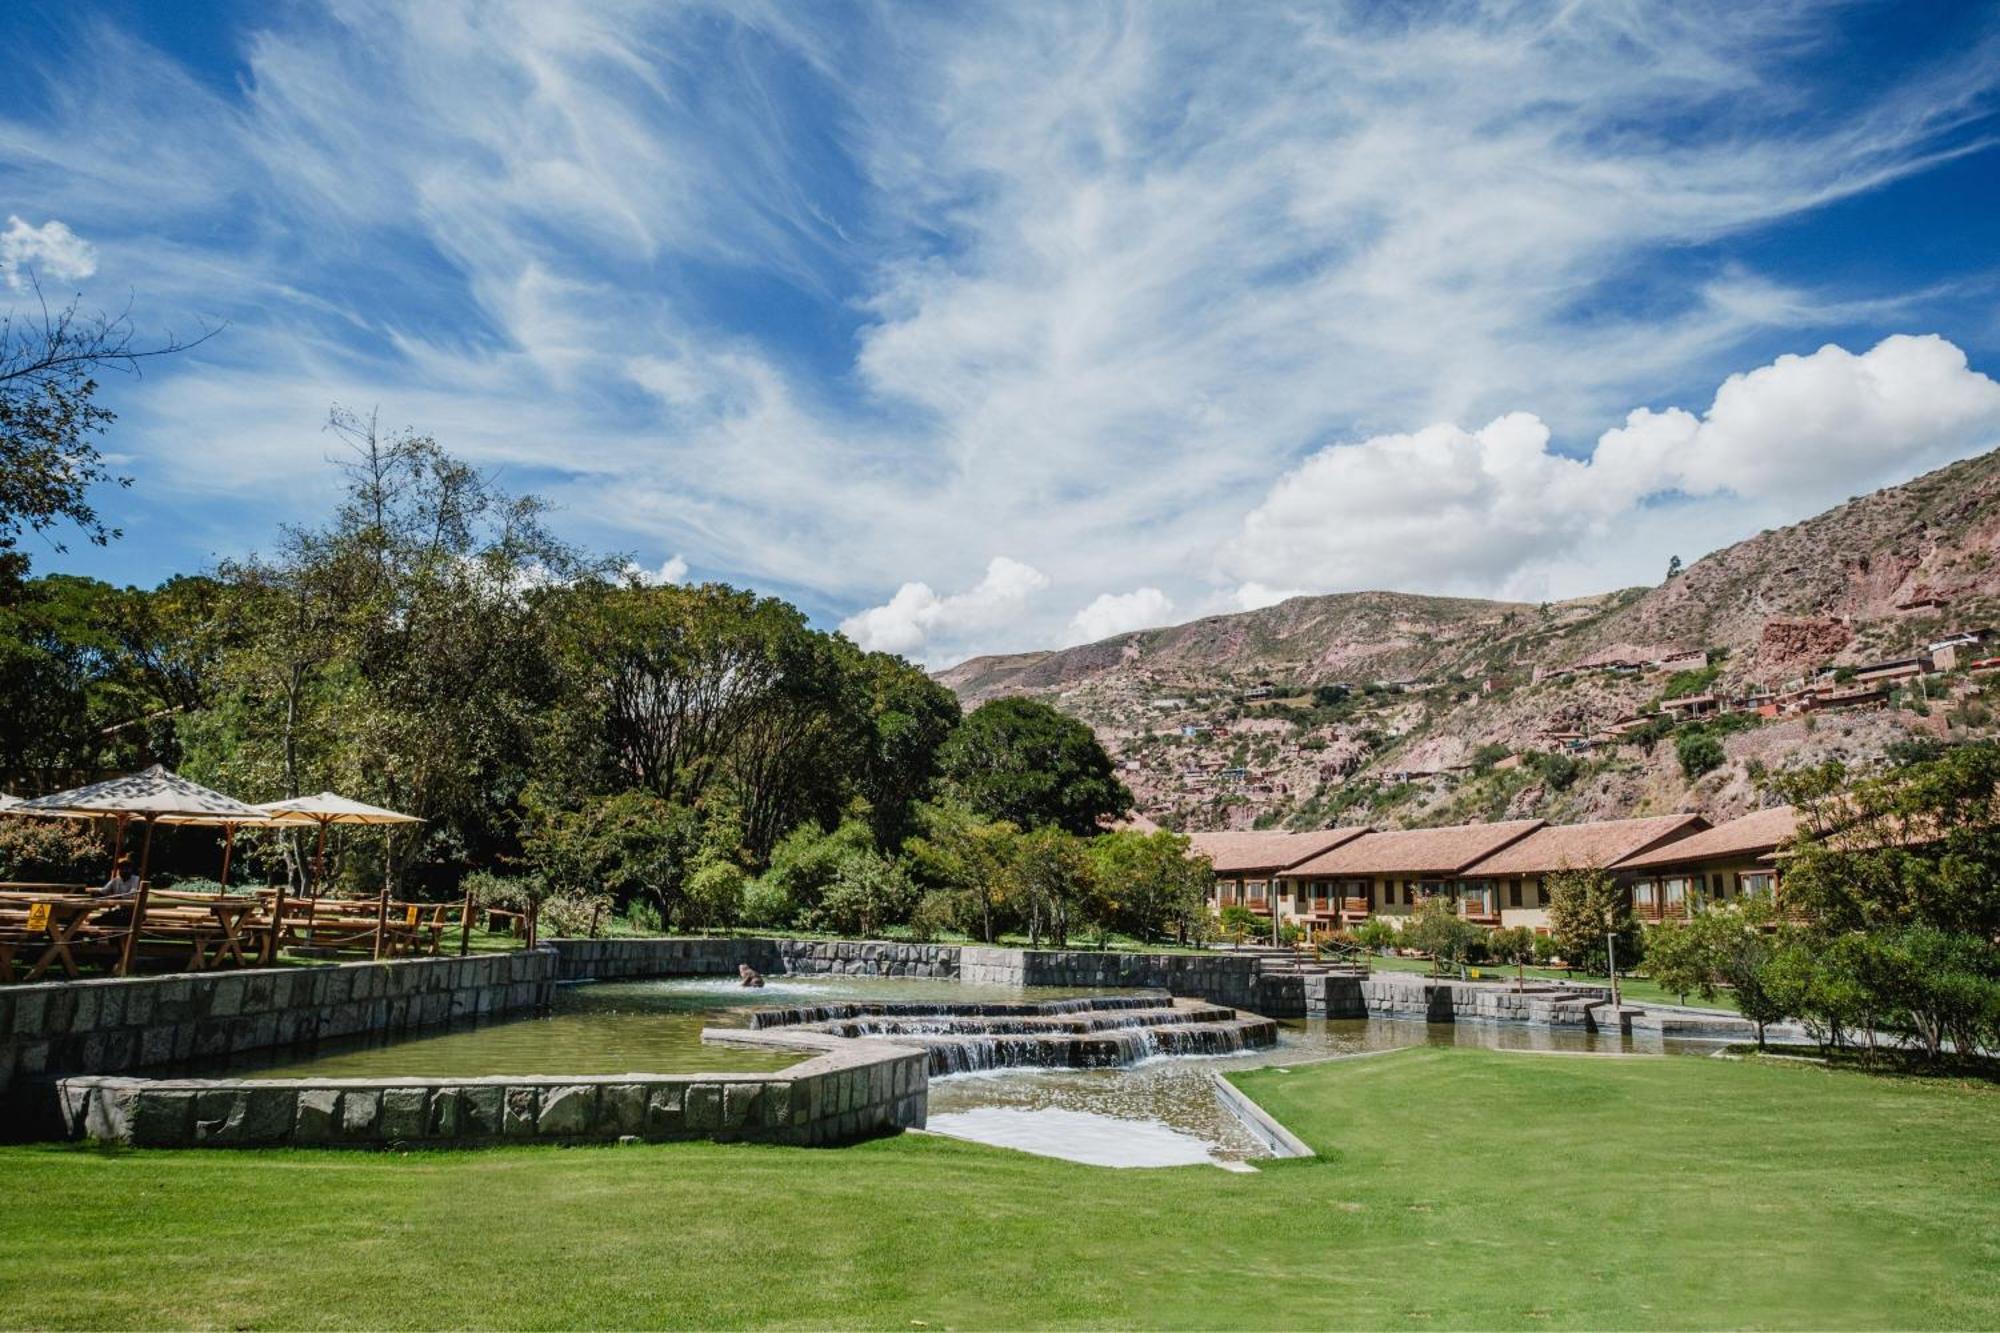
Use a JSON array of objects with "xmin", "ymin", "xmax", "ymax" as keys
[
  {"xmin": 96, "ymin": 859, "xmax": 141, "ymax": 898},
  {"xmin": 737, "ymin": 962, "xmax": 765, "ymax": 988}
]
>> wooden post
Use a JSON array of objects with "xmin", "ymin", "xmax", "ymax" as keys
[
  {"xmin": 527, "ymin": 897, "xmax": 539, "ymax": 950},
  {"xmin": 588, "ymin": 901, "xmax": 603, "ymax": 939},
  {"xmin": 314, "ymin": 821, "xmax": 329, "ymax": 896},
  {"xmin": 116, "ymin": 817, "xmax": 155, "ymax": 978},
  {"xmin": 219, "ymin": 823, "xmax": 235, "ymax": 889},
  {"xmin": 266, "ymin": 828, "xmax": 287, "ymax": 966},
  {"xmin": 459, "ymin": 885, "xmax": 474, "ymax": 957}
]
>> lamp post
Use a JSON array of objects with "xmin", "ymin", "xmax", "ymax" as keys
[{"xmin": 1606, "ymin": 929, "xmax": 1622, "ymax": 1008}]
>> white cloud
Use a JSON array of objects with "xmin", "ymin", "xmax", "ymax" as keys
[
  {"xmin": 1223, "ymin": 335, "xmax": 2000, "ymax": 602},
  {"xmin": 840, "ymin": 556, "xmax": 1050, "ymax": 663},
  {"xmin": 0, "ymin": 216, "xmax": 97, "ymax": 289},
  {"xmin": 1066, "ymin": 587, "xmax": 1173, "ymax": 646},
  {"xmin": 5, "ymin": 6, "xmax": 1997, "ymax": 660},
  {"xmin": 623, "ymin": 554, "xmax": 689, "ymax": 586},
  {"xmin": 1232, "ymin": 583, "xmax": 1311, "ymax": 613}
]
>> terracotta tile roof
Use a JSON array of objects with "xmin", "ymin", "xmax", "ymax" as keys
[
  {"xmin": 1281, "ymin": 819, "xmax": 1546, "ymax": 878},
  {"xmin": 1461, "ymin": 814, "xmax": 1710, "ymax": 877},
  {"xmin": 1187, "ymin": 827, "xmax": 1370, "ymax": 875},
  {"xmin": 1614, "ymin": 805, "xmax": 1802, "ymax": 870}
]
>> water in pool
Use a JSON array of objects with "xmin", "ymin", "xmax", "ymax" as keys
[{"xmin": 220, "ymin": 975, "xmax": 1678, "ymax": 1168}]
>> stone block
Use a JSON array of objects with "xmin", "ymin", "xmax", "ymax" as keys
[
  {"xmin": 645, "ymin": 1084, "xmax": 685, "ymax": 1136},
  {"xmin": 380, "ymin": 1087, "xmax": 429, "ymax": 1140},
  {"xmin": 684, "ymin": 1083, "xmax": 721, "ymax": 1130},
  {"xmin": 340, "ymin": 1089, "xmax": 381, "ymax": 1140},
  {"xmin": 461, "ymin": 1085, "xmax": 504, "ymax": 1137},
  {"xmin": 83, "ymin": 1084, "xmax": 134, "ymax": 1141},
  {"xmin": 193, "ymin": 1089, "xmax": 245, "ymax": 1143},
  {"xmin": 11, "ymin": 989, "xmax": 48, "ymax": 1038},
  {"xmin": 206, "ymin": 974, "xmax": 247, "ymax": 1019},
  {"xmin": 132, "ymin": 1088, "xmax": 197, "ymax": 1145},
  {"xmin": 295, "ymin": 1088, "xmax": 341, "ymax": 1143},
  {"xmin": 602, "ymin": 1084, "xmax": 646, "ymax": 1136},
  {"xmin": 537, "ymin": 1084, "xmax": 597, "ymax": 1136},
  {"xmin": 503, "ymin": 1086, "xmax": 538, "ymax": 1137},
  {"xmin": 721, "ymin": 1083, "xmax": 761, "ymax": 1128},
  {"xmin": 428, "ymin": 1088, "xmax": 462, "ymax": 1137}
]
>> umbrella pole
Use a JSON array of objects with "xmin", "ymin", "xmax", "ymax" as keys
[
  {"xmin": 266, "ymin": 827, "xmax": 288, "ymax": 966},
  {"xmin": 111, "ymin": 814, "xmax": 125, "ymax": 871},
  {"xmin": 219, "ymin": 824, "xmax": 235, "ymax": 889},
  {"xmin": 373, "ymin": 830, "xmax": 391, "ymax": 960},
  {"xmin": 314, "ymin": 821, "xmax": 328, "ymax": 897},
  {"xmin": 117, "ymin": 818, "xmax": 155, "ymax": 978}
]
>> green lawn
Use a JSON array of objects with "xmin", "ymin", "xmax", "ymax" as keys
[
  {"xmin": 2, "ymin": 1048, "xmax": 1995, "ymax": 1329},
  {"xmin": 1361, "ymin": 949, "xmax": 1744, "ymax": 1013}
]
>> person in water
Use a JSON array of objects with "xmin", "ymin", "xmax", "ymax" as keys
[{"xmin": 737, "ymin": 962, "xmax": 765, "ymax": 988}]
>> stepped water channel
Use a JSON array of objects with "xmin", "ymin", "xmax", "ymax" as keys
[{"xmin": 739, "ymin": 993, "xmax": 1280, "ymax": 1075}]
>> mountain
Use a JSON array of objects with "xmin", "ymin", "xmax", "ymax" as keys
[{"xmin": 936, "ymin": 448, "xmax": 2000, "ymax": 833}]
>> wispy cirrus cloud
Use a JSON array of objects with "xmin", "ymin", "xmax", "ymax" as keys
[{"xmin": 2, "ymin": 1, "xmax": 1996, "ymax": 662}]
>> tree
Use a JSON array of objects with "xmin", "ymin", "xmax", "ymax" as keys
[
  {"xmin": 1403, "ymin": 897, "xmax": 1482, "ymax": 977},
  {"xmin": 1009, "ymin": 826, "xmax": 1097, "ymax": 948},
  {"xmin": 805, "ymin": 851, "xmax": 913, "ymax": 938},
  {"xmin": 1676, "ymin": 731, "xmax": 1726, "ymax": 779},
  {"xmin": 0, "ymin": 285, "xmax": 212, "ymax": 573},
  {"xmin": 1487, "ymin": 925, "xmax": 1537, "ymax": 985},
  {"xmin": 1546, "ymin": 866, "xmax": 1639, "ymax": 976},
  {"xmin": 1774, "ymin": 743, "xmax": 2000, "ymax": 938},
  {"xmin": 851, "ymin": 653, "xmax": 960, "ymax": 849},
  {"xmin": 1085, "ymin": 829, "xmax": 1213, "ymax": 944},
  {"xmin": 903, "ymin": 802, "xmax": 1022, "ymax": 943},
  {"xmin": 938, "ymin": 697, "xmax": 1131, "ymax": 835},
  {"xmin": 1664, "ymin": 554, "xmax": 1683, "ymax": 581},
  {"xmin": 1218, "ymin": 903, "xmax": 1262, "ymax": 948}
]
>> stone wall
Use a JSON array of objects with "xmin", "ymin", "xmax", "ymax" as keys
[
  {"xmin": 1326, "ymin": 974, "xmax": 1612, "ymax": 1028},
  {"xmin": 958, "ymin": 946, "xmax": 1266, "ymax": 1010},
  {"xmin": 1, "ymin": 949, "xmax": 553, "ymax": 1104},
  {"xmin": 51, "ymin": 1031, "xmax": 926, "ymax": 1149},
  {"xmin": 549, "ymin": 937, "xmax": 961, "ymax": 983}
]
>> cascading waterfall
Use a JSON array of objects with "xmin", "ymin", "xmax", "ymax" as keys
[{"xmin": 742, "ymin": 994, "xmax": 1279, "ymax": 1076}]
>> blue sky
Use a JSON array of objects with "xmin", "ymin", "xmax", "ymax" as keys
[{"xmin": 3, "ymin": 1, "xmax": 1999, "ymax": 665}]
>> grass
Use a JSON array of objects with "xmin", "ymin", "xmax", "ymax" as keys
[
  {"xmin": 3, "ymin": 1046, "xmax": 1996, "ymax": 1329},
  {"xmin": 1362, "ymin": 949, "xmax": 1745, "ymax": 1012}
]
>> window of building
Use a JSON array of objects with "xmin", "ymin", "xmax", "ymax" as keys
[
  {"xmin": 1247, "ymin": 880, "xmax": 1268, "ymax": 902},
  {"xmin": 1739, "ymin": 871, "xmax": 1775, "ymax": 900},
  {"xmin": 1508, "ymin": 880, "xmax": 1523, "ymax": 908}
]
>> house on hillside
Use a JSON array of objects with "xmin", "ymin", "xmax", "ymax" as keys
[
  {"xmin": 1457, "ymin": 814, "xmax": 1710, "ymax": 932},
  {"xmin": 1611, "ymin": 805, "xmax": 1801, "ymax": 921},
  {"xmin": 1274, "ymin": 820, "xmax": 1546, "ymax": 930}
]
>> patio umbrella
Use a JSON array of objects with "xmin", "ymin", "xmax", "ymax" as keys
[
  {"xmin": 254, "ymin": 793, "xmax": 423, "ymax": 959},
  {"xmin": 13, "ymin": 765, "xmax": 263, "ymax": 975}
]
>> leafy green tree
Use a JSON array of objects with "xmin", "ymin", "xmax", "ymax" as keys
[
  {"xmin": 1010, "ymin": 825, "xmax": 1097, "ymax": 947},
  {"xmin": 902, "ymin": 802, "xmax": 1021, "ymax": 943},
  {"xmin": 1487, "ymin": 924, "xmax": 1537, "ymax": 984},
  {"xmin": 682, "ymin": 858, "xmax": 748, "ymax": 931},
  {"xmin": 804, "ymin": 851, "xmax": 913, "ymax": 937},
  {"xmin": 1546, "ymin": 867, "xmax": 1640, "ymax": 975},
  {"xmin": 938, "ymin": 697, "xmax": 1131, "ymax": 835},
  {"xmin": 1774, "ymin": 744, "xmax": 2000, "ymax": 937},
  {"xmin": 851, "ymin": 653, "xmax": 960, "ymax": 849},
  {"xmin": 1218, "ymin": 903, "xmax": 1262, "ymax": 947},
  {"xmin": 1085, "ymin": 829, "xmax": 1213, "ymax": 944},
  {"xmin": 1403, "ymin": 897, "xmax": 1482, "ymax": 977}
]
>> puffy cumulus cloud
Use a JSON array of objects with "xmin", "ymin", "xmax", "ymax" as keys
[
  {"xmin": 0, "ymin": 216, "xmax": 97, "ymax": 289},
  {"xmin": 1223, "ymin": 335, "xmax": 2000, "ymax": 603},
  {"xmin": 1593, "ymin": 335, "xmax": 2000, "ymax": 506},
  {"xmin": 840, "ymin": 556, "xmax": 1050, "ymax": 663},
  {"xmin": 1065, "ymin": 587, "xmax": 1174, "ymax": 646},
  {"xmin": 622, "ymin": 555, "xmax": 690, "ymax": 586}
]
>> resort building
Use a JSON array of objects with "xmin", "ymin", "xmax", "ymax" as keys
[
  {"xmin": 1611, "ymin": 805, "xmax": 1801, "ymax": 921},
  {"xmin": 1457, "ymin": 813, "xmax": 1710, "ymax": 931},
  {"xmin": 1188, "ymin": 829, "xmax": 1370, "ymax": 920},
  {"xmin": 1274, "ymin": 819, "xmax": 1546, "ymax": 929}
]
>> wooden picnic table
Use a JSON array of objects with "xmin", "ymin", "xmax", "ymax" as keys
[
  {"xmin": 0, "ymin": 894, "xmax": 119, "ymax": 982},
  {"xmin": 134, "ymin": 893, "xmax": 263, "ymax": 971}
]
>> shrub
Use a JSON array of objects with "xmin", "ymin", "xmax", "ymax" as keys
[
  {"xmin": 627, "ymin": 896, "xmax": 664, "ymax": 934},
  {"xmin": 1218, "ymin": 904, "xmax": 1263, "ymax": 944},
  {"xmin": 803, "ymin": 853, "xmax": 913, "ymax": 937},
  {"xmin": 1403, "ymin": 897, "xmax": 1481, "ymax": 975},
  {"xmin": 1488, "ymin": 925, "xmax": 1536, "ymax": 980},
  {"xmin": 0, "ymin": 817, "xmax": 105, "ymax": 883},
  {"xmin": 738, "ymin": 877, "xmax": 796, "ymax": 929},
  {"xmin": 1677, "ymin": 731, "xmax": 1726, "ymax": 779},
  {"xmin": 908, "ymin": 889, "xmax": 963, "ymax": 943},
  {"xmin": 1532, "ymin": 932, "xmax": 1562, "ymax": 967},
  {"xmin": 679, "ymin": 859, "xmax": 746, "ymax": 931},
  {"xmin": 1353, "ymin": 917, "xmax": 1397, "ymax": 952}
]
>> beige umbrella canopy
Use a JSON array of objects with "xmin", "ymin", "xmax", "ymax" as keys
[
  {"xmin": 253, "ymin": 792, "xmax": 422, "ymax": 895},
  {"xmin": 11, "ymin": 765, "xmax": 265, "ymax": 975},
  {"xmin": 256, "ymin": 792, "xmax": 424, "ymax": 962}
]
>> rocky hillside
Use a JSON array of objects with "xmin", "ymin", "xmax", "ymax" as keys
[{"xmin": 937, "ymin": 448, "xmax": 2000, "ymax": 833}]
